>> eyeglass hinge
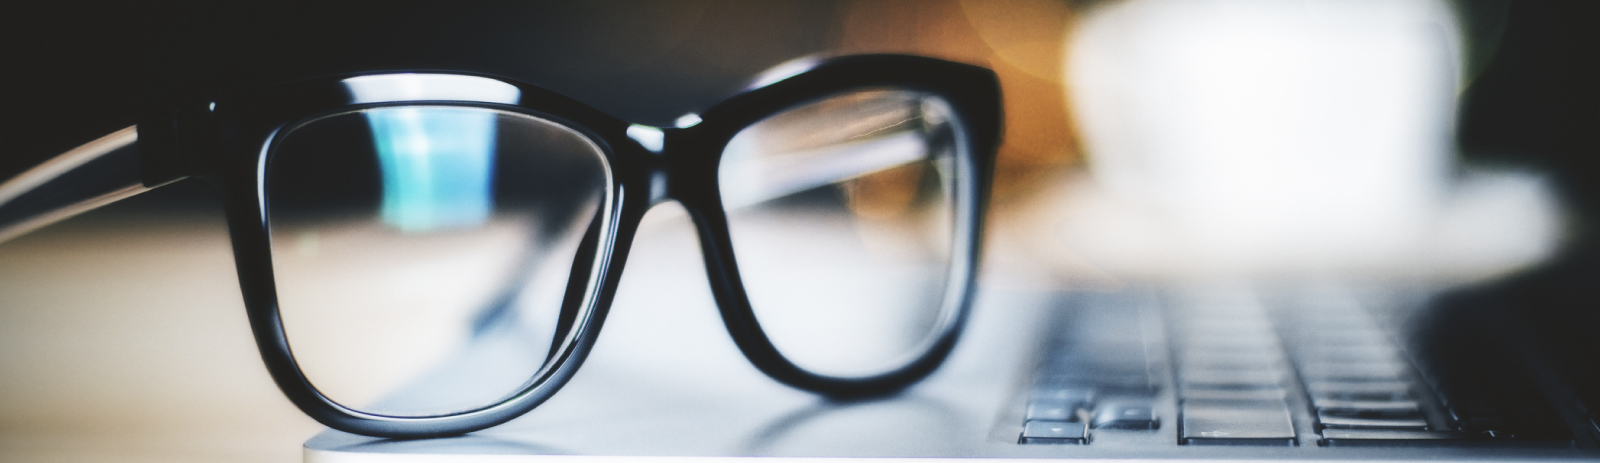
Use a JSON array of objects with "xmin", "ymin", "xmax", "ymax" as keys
[{"xmin": 138, "ymin": 102, "xmax": 220, "ymax": 187}]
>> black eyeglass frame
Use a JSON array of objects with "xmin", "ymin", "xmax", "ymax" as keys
[{"xmin": 120, "ymin": 55, "xmax": 1001, "ymax": 438}]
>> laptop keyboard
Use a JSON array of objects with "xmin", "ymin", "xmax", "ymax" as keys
[
  {"xmin": 1015, "ymin": 287, "xmax": 1582, "ymax": 448},
  {"xmin": 1172, "ymin": 290, "xmax": 1298, "ymax": 445}
]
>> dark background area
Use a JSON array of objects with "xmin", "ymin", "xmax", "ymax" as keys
[
  {"xmin": 0, "ymin": 1, "xmax": 841, "ymax": 182},
  {"xmin": 1429, "ymin": 0, "xmax": 1600, "ymax": 442},
  {"xmin": 0, "ymin": 0, "xmax": 1093, "ymax": 210},
  {"xmin": 1455, "ymin": 1, "xmax": 1600, "ymax": 226}
]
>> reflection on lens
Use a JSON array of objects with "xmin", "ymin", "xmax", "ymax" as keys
[
  {"xmin": 267, "ymin": 106, "xmax": 610, "ymax": 417},
  {"xmin": 719, "ymin": 90, "xmax": 963, "ymax": 377},
  {"xmin": 366, "ymin": 107, "xmax": 496, "ymax": 232}
]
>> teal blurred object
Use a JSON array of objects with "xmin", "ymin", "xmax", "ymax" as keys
[{"xmin": 366, "ymin": 106, "xmax": 498, "ymax": 233}]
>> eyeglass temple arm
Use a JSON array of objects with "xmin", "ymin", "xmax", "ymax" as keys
[{"xmin": 0, "ymin": 126, "xmax": 177, "ymax": 243}]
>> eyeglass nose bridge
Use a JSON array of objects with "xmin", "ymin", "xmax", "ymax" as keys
[
  {"xmin": 622, "ymin": 124, "xmax": 676, "ymax": 206},
  {"xmin": 620, "ymin": 123, "xmax": 727, "ymax": 209}
]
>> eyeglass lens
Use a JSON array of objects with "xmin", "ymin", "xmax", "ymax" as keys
[
  {"xmin": 719, "ymin": 90, "xmax": 961, "ymax": 377},
  {"xmin": 265, "ymin": 106, "xmax": 611, "ymax": 417}
]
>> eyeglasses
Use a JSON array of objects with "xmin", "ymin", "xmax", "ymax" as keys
[{"xmin": 0, "ymin": 55, "xmax": 1001, "ymax": 438}]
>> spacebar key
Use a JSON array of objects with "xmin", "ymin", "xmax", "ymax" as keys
[{"xmin": 1181, "ymin": 399, "xmax": 1297, "ymax": 446}]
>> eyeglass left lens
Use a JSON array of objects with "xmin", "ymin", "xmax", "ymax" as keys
[{"xmin": 265, "ymin": 106, "xmax": 611, "ymax": 417}]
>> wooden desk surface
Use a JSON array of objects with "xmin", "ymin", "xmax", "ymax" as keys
[{"xmin": 0, "ymin": 188, "xmax": 321, "ymax": 463}]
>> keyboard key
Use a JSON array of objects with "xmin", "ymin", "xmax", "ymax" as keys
[
  {"xmin": 1046, "ymin": 359, "xmax": 1148, "ymax": 376},
  {"xmin": 1188, "ymin": 318, "xmax": 1275, "ymax": 331},
  {"xmin": 1183, "ymin": 387, "xmax": 1287, "ymax": 401},
  {"xmin": 1186, "ymin": 334, "xmax": 1280, "ymax": 346},
  {"xmin": 1180, "ymin": 399, "xmax": 1297, "ymax": 445},
  {"xmin": 1182, "ymin": 351, "xmax": 1284, "ymax": 367},
  {"xmin": 1092, "ymin": 401, "xmax": 1159, "ymax": 430},
  {"xmin": 1181, "ymin": 369, "xmax": 1285, "ymax": 388},
  {"xmin": 1307, "ymin": 380, "xmax": 1411, "ymax": 400},
  {"xmin": 1317, "ymin": 411, "xmax": 1428, "ymax": 430},
  {"xmin": 1319, "ymin": 429, "xmax": 1465, "ymax": 447},
  {"xmin": 1021, "ymin": 420, "xmax": 1087, "ymax": 444},
  {"xmin": 1096, "ymin": 383, "xmax": 1160, "ymax": 396},
  {"xmin": 1298, "ymin": 365, "xmax": 1407, "ymax": 382},
  {"xmin": 1026, "ymin": 400, "xmax": 1083, "ymax": 422},
  {"xmin": 1296, "ymin": 332, "xmax": 1391, "ymax": 347},
  {"xmin": 1297, "ymin": 345, "xmax": 1395, "ymax": 360},
  {"xmin": 1298, "ymin": 361, "xmax": 1408, "ymax": 381},
  {"xmin": 1039, "ymin": 373, "xmax": 1152, "ymax": 390},
  {"xmin": 1031, "ymin": 388, "xmax": 1094, "ymax": 404},
  {"xmin": 1312, "ymin": 398, "xmax": 1421, "ymax": 415}
]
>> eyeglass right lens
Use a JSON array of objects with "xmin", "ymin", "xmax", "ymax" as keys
[
  {"xmin": 719, "ymin": 90, "xmax": 966, "ymax": 378},
  {"xmin": 265, "ymin": 106, "xmax": 611, "ymax": 417}
]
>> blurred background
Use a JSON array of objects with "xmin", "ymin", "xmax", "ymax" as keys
[{"xmin": 2, "ymin": 0, "xmax": 1596, "ymax": 461}]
